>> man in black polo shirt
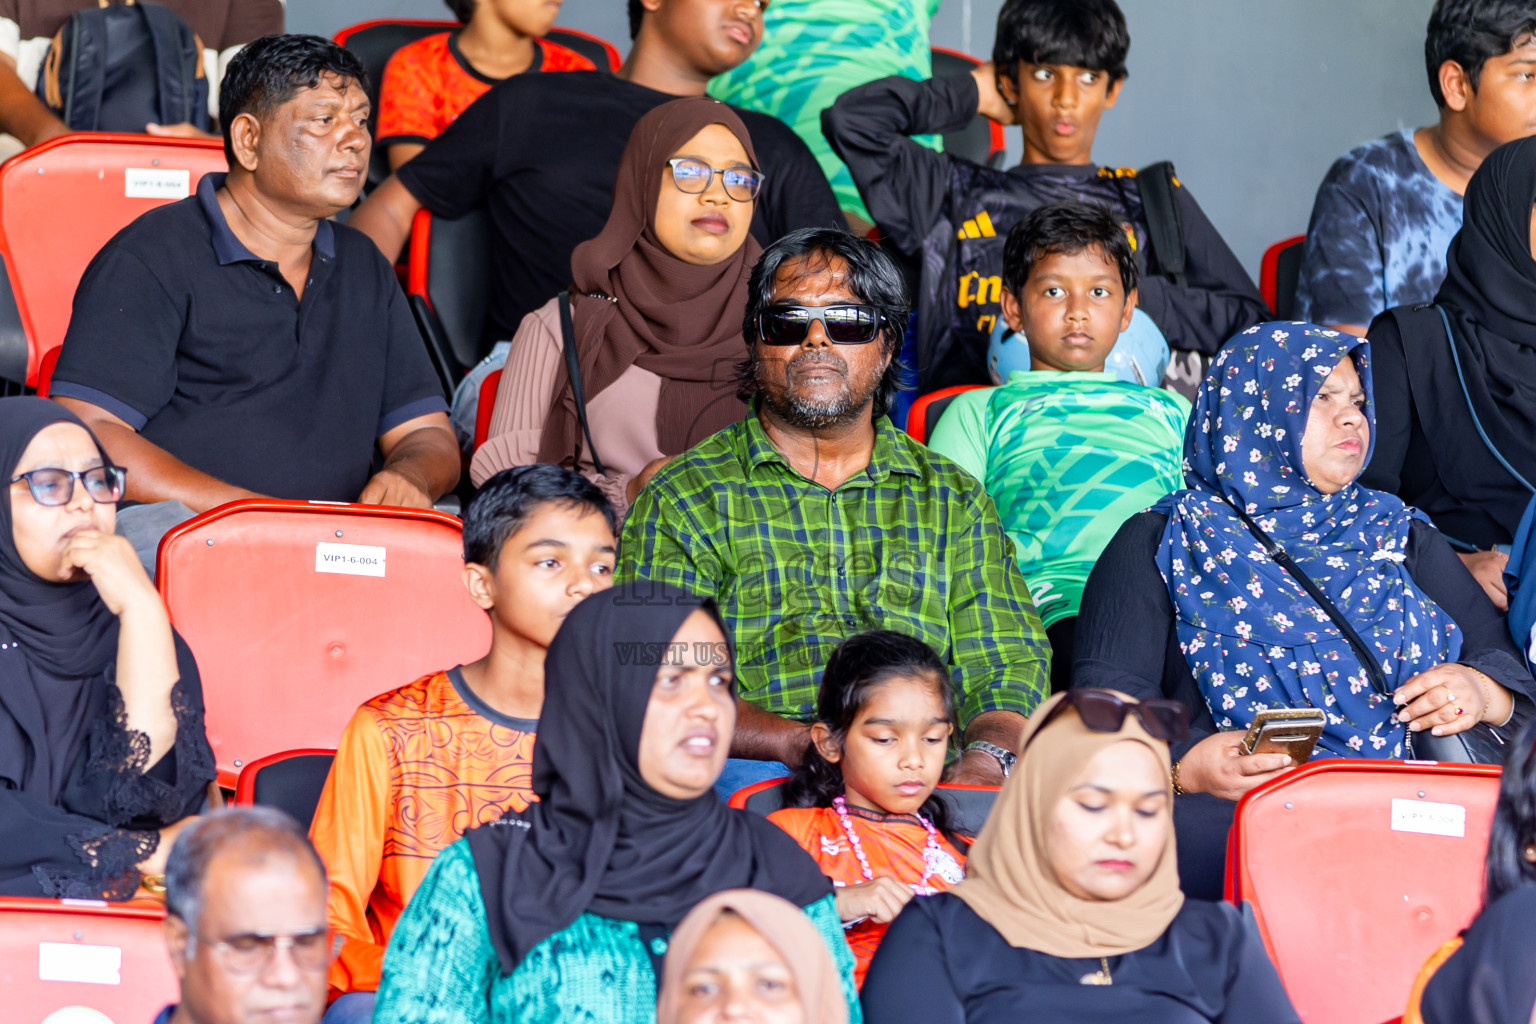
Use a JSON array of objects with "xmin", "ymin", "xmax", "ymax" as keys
[
  {"xmin": 52, "ymin": 35, "xmax": 458, "ymax": 567},
  {"xmin": 349, "ymin": 0, "xmax": 844, "ymax": 441}
]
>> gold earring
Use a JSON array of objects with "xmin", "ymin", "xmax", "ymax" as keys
[{"xmin": 1523, "ymin": 843, "xmax": 1536, "ymax": 864}]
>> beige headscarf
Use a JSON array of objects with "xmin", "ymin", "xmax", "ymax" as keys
[
  {"xmin": 951, "ymin": 691, "xmax": 1184, "ymax": 958},
  {"xmin": 656, "ymin": 889, "xmax": 849, "ymax": 1024}
]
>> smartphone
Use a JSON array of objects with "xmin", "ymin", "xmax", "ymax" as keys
[{"xmin": 1240, "ymin": 707, "xmax": 1327, "ymax": 763}]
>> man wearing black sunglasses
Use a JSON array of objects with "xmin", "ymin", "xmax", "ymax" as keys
[{"xmin": 622, "ymin": 228, "xmax": 1051, "ymax": 792}]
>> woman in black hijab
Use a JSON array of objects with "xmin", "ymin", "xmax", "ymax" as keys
[
  {"xmin": 0, "ymin": 398, "xmax": 212, "ymax": 898},
  {"xmin": 371, "ymin": 583, "xmax": 858, "ymax": 1024},
  {"xmin": 1365, "ymin": 135, "xmax": 1536, "ymax": 608}
]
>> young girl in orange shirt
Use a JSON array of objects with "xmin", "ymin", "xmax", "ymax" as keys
[{"xmin": 768, "ymin": 630, "xmax": 970, "ymax": 986}]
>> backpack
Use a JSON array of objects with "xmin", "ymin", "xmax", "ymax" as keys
[
  {"xmin": 916, "ymin": 159, "xmax": 1191, "ymax": 394},
  {"xmin": 36, "ymin": 0, "xmax": 208, "ymax": 133}
]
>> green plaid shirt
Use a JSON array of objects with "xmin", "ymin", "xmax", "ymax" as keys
[{"xmin": 619, "ymin": 412, "xmax": 1050, "ymax": 725}]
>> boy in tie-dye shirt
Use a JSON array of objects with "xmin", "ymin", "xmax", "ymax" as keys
[{"xmin": 1297, "ymin": 0, "xmax": 1536, "ymax": 334}]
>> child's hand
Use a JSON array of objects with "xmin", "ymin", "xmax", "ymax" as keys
[{"xmin": 836, "ymin": 876, "xmax": 914, "ymax": 925}]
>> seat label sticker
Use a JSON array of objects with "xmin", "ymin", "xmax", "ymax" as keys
[
  {"xmin": 38, "ymin": 941, "xmax": 121, "ymax": 985},
  {"xmin": 124, "ymin": 168, "xmax": 191, "ymax": 199},
  {"xmin": 315, "ymin": 542, "xmax": 386, "ymax": 578},
  {"xmin": 1389, "ymin": 797, "xmax": 1466, "ymax": 838}
]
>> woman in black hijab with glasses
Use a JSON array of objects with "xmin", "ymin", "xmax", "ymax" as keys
[
  {"xmin": 372, "ymin": 582, "xmax": 857, "ymax": 1024},
  {"xmin": 1365, "ymin": 135, "xmax": 1536, "ymax": 608},
  {"xmin": 0, "ymin": 398, "xmax": 213, "ymax": 899}
]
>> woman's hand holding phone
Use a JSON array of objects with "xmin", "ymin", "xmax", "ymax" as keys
[{"xmin": 1175, "ymin": 731, "xmax": 1294, "ymax": 802}]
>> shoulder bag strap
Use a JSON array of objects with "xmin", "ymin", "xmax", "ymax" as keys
[
  {"xmin": 1434, "ymin": 304, "xmax": 1536, "ymax": 496},
  {"xmin": 558, "ymin": 291, "xmax": 607, "ymax": 477},
  {"xmin": 1135, "ymin": 161, "xmax": 1187, "ymax": 286},
  {"xmin": 1218, "ymin": 496, "xmax": 1392, "ymax": 699}
]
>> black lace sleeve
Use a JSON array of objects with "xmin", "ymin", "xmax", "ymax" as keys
[
  {"xmin": 60, "ymin": 635, "xmax": 215, "ymax": 828},
  {"xmin": 2, "ymin": 635, "xmax": 218, "ymax": 899}
]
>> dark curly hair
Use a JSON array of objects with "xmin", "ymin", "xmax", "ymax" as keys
[
  {"xmin": 219, "ymin": 34, "xmax": 367, "ymax": 166},
  {"xmin": 736, "ymin": 228, "xmax": 910, "ymax": 421}
]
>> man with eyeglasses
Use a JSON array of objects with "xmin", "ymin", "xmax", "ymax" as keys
[
  {"xmin": 156, "ymin": 807, "xmax": 331, "ymax": 1024},
  {"xmin": 620, "ymin": 227, "xmax": 1051, "ymax": 796}
]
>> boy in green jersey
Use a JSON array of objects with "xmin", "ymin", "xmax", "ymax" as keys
[{"xmin": 929, "ymin": 199, "xmax": 1189, "ymax": 691}]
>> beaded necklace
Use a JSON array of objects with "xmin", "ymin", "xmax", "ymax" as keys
[{"xmin": 831, "ymin": 795, "xmax": 964, "ymax": 887}]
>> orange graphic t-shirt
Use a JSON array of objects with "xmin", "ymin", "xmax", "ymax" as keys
[
  {"xmin": 377, "ymin": 31, "xmax": 595, "ymax": 147},
  {"xmin": 309, "ymin": 668, "xmax": 538, "ymax": 997},
  {"xmin": 768, "ymin": 804, "xmax": 967, "ymax": 987}
]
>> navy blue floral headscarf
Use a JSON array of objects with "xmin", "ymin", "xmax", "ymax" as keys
[{"xmin": 1154, "ymin": 323, "xmax": 1460, "ymax": 757}]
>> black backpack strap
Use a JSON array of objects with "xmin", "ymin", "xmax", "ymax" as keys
[
  {"xmin": 1136, "ymin": 161, "xmax": 1187, "ymax": 286},
  {"xmin": 558, "ymin": 291, "xmax": 606, "ymax": 478},
  {"xmin": 137, "ymin": 0, "xmax": 193, "ymax": 126}
]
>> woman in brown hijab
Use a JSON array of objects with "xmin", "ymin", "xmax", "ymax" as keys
[
  {"xmin": 859, "ymin": 690, "xmax": 1301, "ymax": 1024},
  {"xmin": 658, "ymin": 889, "xmax": 849, "ymax": 1024},
  {"xmin": 470, "ymin": 96, "xmax": 762, "ymax": 512}
]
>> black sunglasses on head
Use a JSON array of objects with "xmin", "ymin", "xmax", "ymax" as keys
[
  {"xmin": 1023, "ymin": 689, "xmax": 1189, "ymax": 753},
  {"xmin": 756, "ymin": 304, "xmax": 885, "ymax": 346}
]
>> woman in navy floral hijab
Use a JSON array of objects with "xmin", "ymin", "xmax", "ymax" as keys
[
  {"xmin": 1154, "ymin": 323, "xmax": 1477, "ymax": 757},
  {"xmin": 1076, "ymin": 324, "xmax": 1534, "ymax": 899}
]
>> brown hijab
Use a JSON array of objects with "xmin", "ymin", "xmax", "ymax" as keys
[
  {"xmin": 951, "ymin": 692, "xmax": 1184, "ymax": 958},
  {"xmin": 538, "ymin": 96, "xmax": 760, "ymax": 468},
  {"xmin": 656, "ymin": 889, "xmax": 849, "ymax": 1024}
]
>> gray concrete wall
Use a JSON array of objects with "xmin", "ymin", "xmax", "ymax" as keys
[{"xmin": 292, "ymin": 0, "xmax": 1441, "ymax": 277}]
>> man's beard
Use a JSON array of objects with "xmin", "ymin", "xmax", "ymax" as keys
[{"xmin": 756, "ymin": 348, "xmax": 884, "ymax": 429}]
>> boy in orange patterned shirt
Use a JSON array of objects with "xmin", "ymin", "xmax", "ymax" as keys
[
  {"xmin": 377, "ymin": 0, "xmax": 594, "ymax": 170},
  {"xmin": 309, "ymin": 465, "xmax": 617, "ymax": 1016}
]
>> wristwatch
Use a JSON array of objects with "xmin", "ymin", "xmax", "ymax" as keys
[{"xmin": 965, "ymin": 740, "xmax": 1018, "ymax": 778}]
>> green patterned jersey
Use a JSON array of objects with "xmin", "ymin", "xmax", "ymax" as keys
[
  {"xmin": 928, "ymin": 372, "xmax": 1191, "ymax": 627},
  {"xmin": 707, "ymin": 0, "xmax": 942, "ymax": 224}
]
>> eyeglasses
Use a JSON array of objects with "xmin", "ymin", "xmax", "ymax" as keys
[
  {"xmin": 189, "ymin": 927, "xmax": 339, "ymax": 975},
  {"xmin": 666, "ymin": 158, "xmax": 763, "ymax": 202},
  {"xmin": 756, "ymin": 304, "xmax": 885, "ymax": 346},
  {"xmin": 1023, "ymin": 689, "xmax": 1189, "ymax": 753},
  {"xmin": 10, "ymin": 465, "xmax": 126, "ymax": 507}
]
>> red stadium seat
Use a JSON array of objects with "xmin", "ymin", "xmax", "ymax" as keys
[
  {"xmin": 1261, "ymin": 234, "xmax": 1306, "ymax": 321},
  {"xmin": 546, "ymin": 27, "xmax": 623, "ymax": 71},
  {"xmin": 1226, "ymin": 760, "xmax": 1501, "ymax": 1024},
  {"xmin": 0, "ymin": 896, "xmax": 177, "ymax": 1023},
  {"xmin": 34, "ymin": 345, "xmax": 60, "ymax": 398},
  {"xmin": 474, "ymin": 368, "xmax": 504, "ymax": 452},
  {"xmin": 157, "ymin": 500, "xmax": 490, "ymax": 787},
  {"xmin": 906, "ymin": 385, "xmax": 988, "ymax": 445},
  {"xmin": 929, "ymin": 48, "xmax": 1008, "ymax": 168},
  {"xmin": 232, "ymin": 749, "xmax": 337, "ymax": 833},
  {"xmin": 0, "ymin": 133, "xmax": 226, "ymax": 387},
  {"xmin": 729, "ymin": 779, "xmax": 1000, "ymax": 837}
]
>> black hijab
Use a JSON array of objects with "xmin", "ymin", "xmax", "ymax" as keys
[
  {"xmin": 1420, "ymin": 885, "xmax": 1536, "ymax": 1024},
  {"xmin": 1422, "ymin": 135, "xmax": 1536, "ymax": 537},
  {"xmin": 466, "ymin": 583, "xmax": 831, "ymax": 974},
  {"xmin": 0, "ymin": 399, "xmax": 122, "ymax": 801}
]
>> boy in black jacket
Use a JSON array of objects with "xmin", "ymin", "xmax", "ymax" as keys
[{"xmin": 823, "ymin": 0, "xmax": 1268, "ymax": 394}]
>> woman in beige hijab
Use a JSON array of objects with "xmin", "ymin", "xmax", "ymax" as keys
[
  {"xmin": 859, "ymin": 690, "xmax": 1301, "ymax": 1023},
  {"xmin": 658, "ymin": 889, "xmax": 849, "ymax": 1024}
]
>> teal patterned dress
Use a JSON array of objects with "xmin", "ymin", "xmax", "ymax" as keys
[
  {"xmin": 372, "ymin": 839, "xmax": 862, "ymax": 1024},
  {"xmin": 707, "ymin": 0, "xmax": 941, "ymax": 224}
]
